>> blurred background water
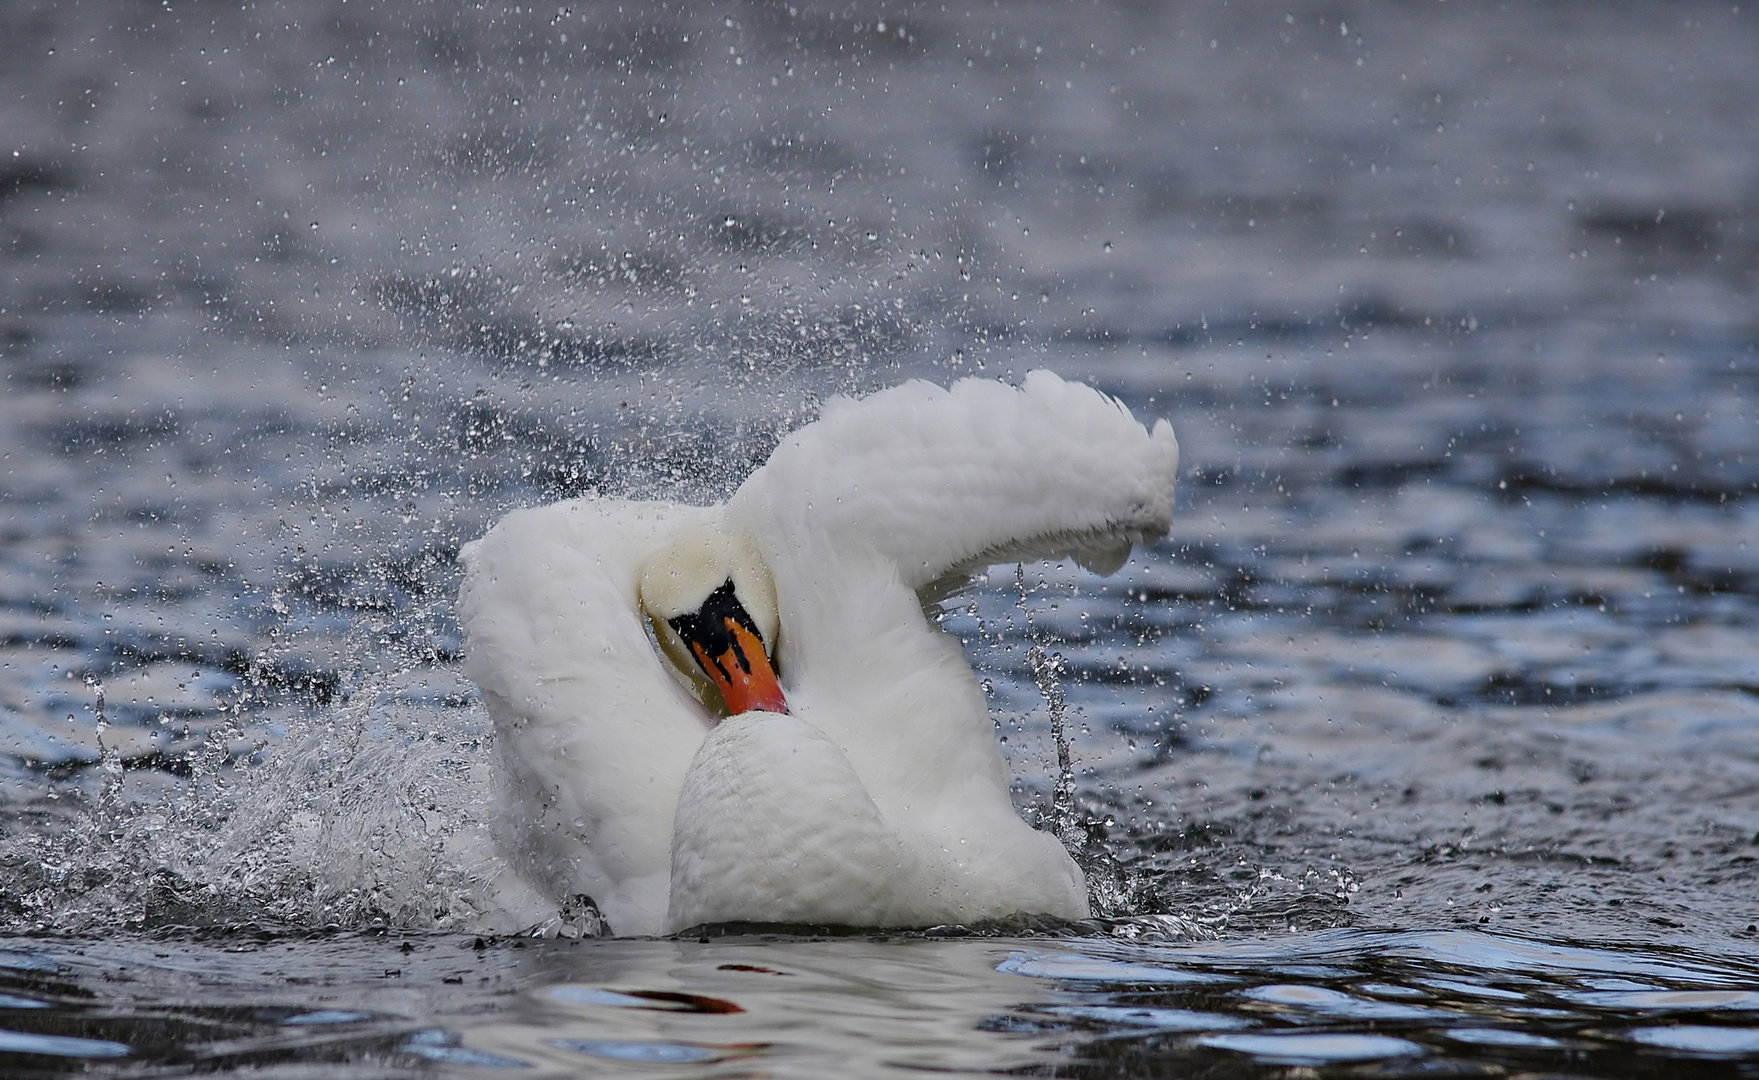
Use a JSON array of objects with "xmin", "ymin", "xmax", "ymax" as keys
[{"xmin": 1, "ymin": 0, "xmax": 1757, "ymax": 1074}]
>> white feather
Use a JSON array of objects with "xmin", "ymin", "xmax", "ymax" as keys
[{"xmin": 458, "ymin": 371, "xmax": 1179, "ymax": 935}]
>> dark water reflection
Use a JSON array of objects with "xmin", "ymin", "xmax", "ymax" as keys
[
  {"xmin": 2, "ymin": 0, "xmax": 1758, "ymax": 1073},
  {"xmin": 3, "ymin": 929, "xmax": 1759, "ymax": 1077}
]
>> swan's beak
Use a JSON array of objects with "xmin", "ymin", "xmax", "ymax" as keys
[
  {"xmin": 687, "ymin": 620, "xmax": 788, "ymax": 716},
  {"xmin": 667, "ymin": 580, "xmax": 788, "ymax": 715}
]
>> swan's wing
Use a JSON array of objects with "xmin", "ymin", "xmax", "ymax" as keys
[
  {"xmin": 457, "ymin": 497, "xmax": 715, "ymax": 936},
  {"xmin": 714, "ymin": 372, "xmax": 1167, "ymax": 901},
  {"xmin": 728, "ymin": 370, "xmax": 1179, "ymax": 592}
]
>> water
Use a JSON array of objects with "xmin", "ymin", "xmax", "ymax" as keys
[
  {"xmin": 5, "ymin": 930, "xmax": 1759, "ymax": 1076},
  {"xmin": 3, "ymin": 0, "xmax": 1758, "ymax": 1072}
]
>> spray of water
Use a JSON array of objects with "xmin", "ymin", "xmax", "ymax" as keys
[
  {"xmin": 0, "ymin": 628, "xmax": 554, "ymax": 936},
  {"xmin": 86, "ymin": 676, "xmax": 123, "ymax": 809},
  {"xmin": 1015, "ymin": 564, "xmax": 1082, "ymax": 854},
  {"xmin": 1012, "ymin": 562, "xmax": 1168, "ymax": 926}
]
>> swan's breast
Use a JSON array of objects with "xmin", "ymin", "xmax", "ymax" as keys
[{"xmin": 667, "ymin": 712, "xmax": 928, "ymax": 931}]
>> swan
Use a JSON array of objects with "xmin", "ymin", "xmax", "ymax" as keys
[{"xmin": 457, "ymin": 370, "xmax": 1179, "ymax": 936}]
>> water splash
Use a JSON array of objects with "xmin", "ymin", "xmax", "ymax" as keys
[
  {"xmin": 1016, "ymin": 564, "xmax": 1081, "ymax": 853},
  {"xmin": 85, "ymin": 676, "xmax": 123, "ymax": 808},
  {"xmin": 0, "ymin": 661, "xmax": 552, "ymax": 936},
  {"xmin": 1014, "ymin": 564, "xmax": 1155, "ymax": 923}
]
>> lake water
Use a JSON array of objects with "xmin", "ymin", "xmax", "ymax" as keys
[{"xmin": 1, "ymin": 0, "xmax": 1757, "ymax": 1074}]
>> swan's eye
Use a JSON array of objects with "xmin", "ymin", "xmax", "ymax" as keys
[{"xmin": 667, "ymin": 580, "xmax": 787, "ymax": 715}]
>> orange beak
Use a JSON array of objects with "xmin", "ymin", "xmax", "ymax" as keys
[{"xmin": 689, "ymin": 618, "xmax": 788, "ymax": 715}]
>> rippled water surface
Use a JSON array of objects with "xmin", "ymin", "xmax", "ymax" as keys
[
  {"xmin": 6, "ymin": 929, "xmax": 1759, "ymax": 1077},
  {"xmin": 2, "ymin": 0, "xmax": 1757, "ymax": 1073}
]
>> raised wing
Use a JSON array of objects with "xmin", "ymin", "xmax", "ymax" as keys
[{"xmin": 728, "ymin": 370, "xmax": 1179, "ymax": 592}]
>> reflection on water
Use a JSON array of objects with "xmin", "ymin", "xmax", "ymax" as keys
[{"xmin": 2, "ymin": 929, "xmax": 1759, "ymax": 1076}]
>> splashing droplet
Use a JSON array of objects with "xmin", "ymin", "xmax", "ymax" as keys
[{"xmin": 1016, "ymin": 565, "xmax": 1081, "ymax": 853}]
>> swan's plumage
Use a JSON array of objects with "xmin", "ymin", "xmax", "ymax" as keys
[{"xmin": 458, "ymin": 371, "xmax": 1179, "ymax": 935}]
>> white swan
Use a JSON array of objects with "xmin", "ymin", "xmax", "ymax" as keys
[{"xmin": 457, "ymin": 371, "xmax": 1179, "ymax": 936}]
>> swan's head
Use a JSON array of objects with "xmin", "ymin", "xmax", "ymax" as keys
[{"xmin": 638, "ymin": 524, "xmax": 786, "ymax": 717}]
